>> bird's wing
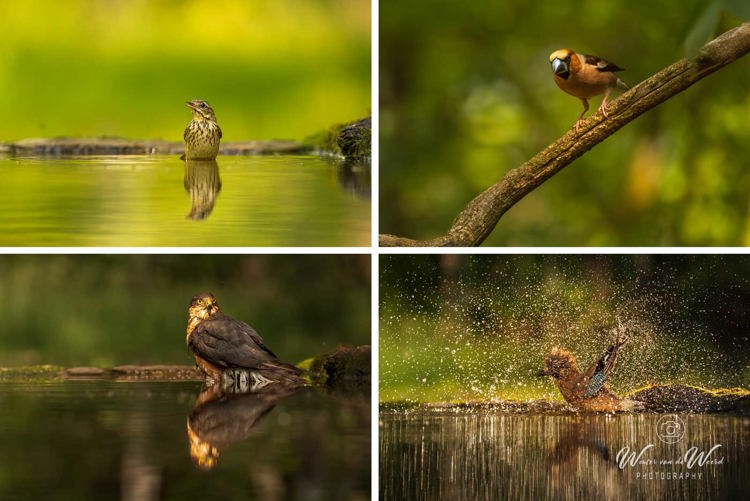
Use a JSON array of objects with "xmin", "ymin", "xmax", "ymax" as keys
[
  {"xmin": 217, "ymin": 125, "xmax": 222, "ymax": 140},
  {"xmin": 583, "ymin": 371, "xmax": 608, "ymax": 398},
  {"xmin": 583, "ymin": 54, "xmax": 625, "ymax": 73},
  {"xmin": 189, "ymin": 316, "xmax": 280, "ymax": 370},
  {"xmin": 582, "ymin": 321, "xmax": 636, "ymax": 397},
  {"xmin": 582, "ymin": 341, "xmax": 622, "ymax": 398}
]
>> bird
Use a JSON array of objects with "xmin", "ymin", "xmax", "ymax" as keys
[
  {"xmin": 185, "ymin": 292, "xmax": 303, "ymax": 384},
  {"xmin": 549, "ymin": 48, "xmax": 630, "ymax": 132},
  {"xmin": 182, "ymin": 100, "xmax": 222, "ymax": 160},
  {"xmin": 537, "ymin": 324, "xmax": 643, "ymax": 412}
]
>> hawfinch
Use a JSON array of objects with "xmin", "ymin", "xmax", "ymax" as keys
[{"xmin": 549, "ymin": 48, "xmax": 630, "ymax": 131}]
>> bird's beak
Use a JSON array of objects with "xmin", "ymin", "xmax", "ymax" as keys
[
  {"xmin": 551, "ymin": 58, "xmax": 568, "ymax": 76},
  {"xmin": 536, "ymin": 369, "xmax": 549, "ymax": 377},
  {"xmin": 186, "ymin": 101, "xmax": 197, "ymax": 111},
  {"xmin": 205, "ymin": 303, "xmax": 215, "ymax": 314}
]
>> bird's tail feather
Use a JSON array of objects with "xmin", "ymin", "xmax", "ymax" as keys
[{"xmin": 222, "ymin": 365, "xmax": 304, "ymax": 392}]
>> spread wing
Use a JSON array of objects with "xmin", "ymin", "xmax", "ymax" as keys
[
  {"xmin": 582, "ymin": 341, "xmax": 621, "ymax": 398},
  {"xmin": 188, "ymin": 314, "xmax": 281, "ymax": 370},
  {"xmin": 583, "ymin": 371, "xmax": 607, "ymax": 398},
  {"xmin": 584, "ymin": 54, "xmax": 625, "ymax": 73}
]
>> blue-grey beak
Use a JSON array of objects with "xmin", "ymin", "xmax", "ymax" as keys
[{"xmin": 551, "ymin": 58, "xmax": 568, "ymax": 76}]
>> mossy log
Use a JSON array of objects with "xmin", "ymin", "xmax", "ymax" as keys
[
  {"xmin": 1, "ymin": 344, "xmax": 371, "ymax": 393},
  {"xmin": 1, "ymin": 137, "xmax": 310, "ymax": 156},
  {"xmin": 336, "ymin": 117, "xmax": 371, "ymax": 159},
  {"xmin": 299, "ymin": 344, "xmax": 371, "ymax": 392},
  {"xmin": 63, "ymin": 364, "xmax": 203, "ymax": 381},
  {"xmin": 306, "ymin": 116, "xmax": 371, "ymax": 160},
  {"xmin": 628, "ymin": 384, "xmax": 750, "ymax": 413}
]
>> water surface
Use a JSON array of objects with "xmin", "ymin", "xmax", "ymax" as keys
[
  {"xmin": 0, "ymin": 381, "xmax": 370, "ymax": 500},
  {"xmin": 380, "ymin": 408, "xmax": 749, "ymax": 500},
  {"xmin": 0, "ymin": 155, "xmax": 370, "ymax": 246}
]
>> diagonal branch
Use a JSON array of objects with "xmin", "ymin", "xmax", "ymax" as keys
[{"xmin": 380, "ymin": 23, "xmax": 750, "ymax": 247}]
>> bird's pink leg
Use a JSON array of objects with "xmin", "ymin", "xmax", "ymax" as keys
[
  {"xmin": 598, "ymin": 89, "xmax": 612, "ymax": 117},
  {"xmin": 575, "ymin": 98, "xmax": 589, "ymax": 132}
]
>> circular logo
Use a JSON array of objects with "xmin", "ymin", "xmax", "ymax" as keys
[{"xmin": 656, "ymin": 414, "xmax": 686, "ymax": 444}]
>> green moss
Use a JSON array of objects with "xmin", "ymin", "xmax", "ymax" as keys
[
  {"xmin": 306, "ymin": 116, "xmax": 371, "ymax": 159},
  {"xmin": 0, "ymin": 365, "xmax": 64, "ymax": 382},
  {"xmin": 304, "ymin": 345, "xmax": 371, "ymax": 392}
]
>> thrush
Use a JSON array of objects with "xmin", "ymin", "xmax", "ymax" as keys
[{"xmin": 183, "ymin": 100, "xmax": 222, "ymax": 160}]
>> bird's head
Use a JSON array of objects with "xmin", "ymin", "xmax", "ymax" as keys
[
  {"xmin": 187, "ymin": 421, "xmax": 220, "ymax": 470},
  {"xmin": 186, "ymin": 100, "xmax": 217, "ymax": 122},
  {"xmin": 537, "ymin": 347, "xmax": 579, "ymax": 379},
  {"xmin": 549, "ymin": 49, "xmax": 574, "ymax": 79},
  {"xmin": 188, "ymin": 292, "xmax": 220, "ymax": 320}
]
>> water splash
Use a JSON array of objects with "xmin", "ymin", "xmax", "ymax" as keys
[{"xmin": 380, "ymin": 255, "xmax": 750, "ymax": 403}]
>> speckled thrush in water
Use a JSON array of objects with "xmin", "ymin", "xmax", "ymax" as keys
[{"xmin": 183, "ymin": 100, "xmax": 222, "ymax": 160}]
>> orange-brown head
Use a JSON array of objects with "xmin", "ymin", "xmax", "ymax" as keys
[
  {"xmin": 187, "ymin": 419, "xmax": 220, "ymax": 470},
  {"xmin": 187, "ymin": 292, "xmax": 220, "ymax": 338},
  {"xmin": 537, "ymin": 347, "xmax": 581, "ymax": 380},
  {"xmin": 549, "ymin": 49, "xmax": 577, "ymax": 80}
]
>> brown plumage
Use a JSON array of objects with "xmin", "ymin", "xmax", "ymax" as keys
[
  {"xmin": 183, "ymin": 100, "xmax": 222, "ymax": 160},
  {"xmin": 549, "ymin": 48, "xmax": 630, "ymax": 131},
  {"xmin": 186, "ymin": 293, "xmax": 302, "ymax": 383}
]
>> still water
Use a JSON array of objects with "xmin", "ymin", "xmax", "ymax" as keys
[
  {"xmin": 380, "ymin": 406, "xmax": 749, "ymax": 501},
  {"xmin": 0, "ymin": 381, "xmax": 370, "ymax": 500},
  {"xmin": 0, "ymin": 155, "xmax": 370, "ymax": 246}
]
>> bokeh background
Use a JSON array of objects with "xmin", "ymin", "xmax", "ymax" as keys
[
  {"xmin": 380, "ymin": 254, "xmax": 750, "ymax": 403},
  {"xmin": 0, "ymin": 0, "xmax": 370, "ymax": 141},
  {"xmin": 0, "ymin": 254, "xmax": 371, "ymax": 367},
  {"xmin": 380, "ymin": 0, "xmax": 750, "ymax": 246}
]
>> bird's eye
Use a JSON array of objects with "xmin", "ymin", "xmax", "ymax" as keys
[{"xmin": 200, "ymin": 103, "xmax": 206, "ymax": 108}]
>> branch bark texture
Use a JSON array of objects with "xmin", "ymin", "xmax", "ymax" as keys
[{"xmin": 380, "ymin": 23, "xmax": 750, "ymax": 247}]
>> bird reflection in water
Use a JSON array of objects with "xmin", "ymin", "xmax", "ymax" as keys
[
  {"xmin": 184, "ymin": 160, "xmax": 222, "ymax": 220},
  {"xmin": 187, "ymin": 374, "xmax": 302, "ymax": 470},
  {"xmin": 546, "ymin": 418, "xmax": 621, "ymax": 494}
]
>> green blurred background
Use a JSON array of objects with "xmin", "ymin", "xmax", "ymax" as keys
[
  {"xmin": 0, "ymin": 0, "xmax": 370, "ymax": 141},
  {"xmin": 380, "ymin": 255, "xmax": 750, "ymax": 403},
  {"xmin": 0, "ymin": 254, "xmax": 371, "ymax": 367},
  {"xmin": 380, "ymin": 0, "xmax": 750, "ymax": 246}
]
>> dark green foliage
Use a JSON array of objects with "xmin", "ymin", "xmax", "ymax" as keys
[{"xmin": 0, "ymin": 255, "xmax": 370, "ymax": 367}]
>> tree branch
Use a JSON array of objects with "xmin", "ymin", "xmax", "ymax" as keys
[{"xmin": 380, "ymin": 23, "xmax": 750, "ymax": 247}]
